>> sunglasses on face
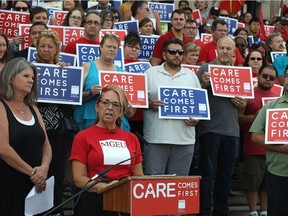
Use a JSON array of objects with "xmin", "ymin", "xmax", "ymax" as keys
[
  {"xmin": 15, "ymin": 6, "xmax": 28, "ymax": 11},
  {"xmin": 220, "ymin": 14, "xmax": 229, "ymax": 17},
  {"xmin": 114, "ymin": 16, "xmax": 119, "ymax": 19},
  {"xmin": 250, "ymin": 57, "xmax": 262, "ymax": 61},
  {"xmin": 260, "ymin": 73, "xmax": 276, "ymax": 81},
  {"xmin": 167, "ymin": 49, "xmax": 184, "ymax": 55}
]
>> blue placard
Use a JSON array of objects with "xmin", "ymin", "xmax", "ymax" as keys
[
  {"xmin": 35, "ymin": 63, "xmax": 83, "ymax": 105},
  {"xmin": 76, "ymin": 44, "xmax": 124, "ymax": 68},
  {"xmin": 158, "ymin": 86, "xmax": 210, "ymax": 120},
  {"xmin": 114, "ymin": 20, "xmax": 139, "ymax": 33},
  {"xmin": 27, "ymin": 47, "xmax": 77, "ymax": 66},
  {"xmin": 139, "ymin": 35, "xmax": 159, "ymax": 61},
  {"xmin": 147, "ymin": 2, "xmax": 174, "ymax": 23},
  {"xmin": 219, "ymin": 16, "xmax": 238, "ymax": 36},
  {"xmin": 270, "ymin": 52, "xmax": 286, "ymax": 62},
  {"xmin": 113, "ymin": 0, "xmax": 122, "ymax": 9},
  {"xmin": 124, "ymin": 62, "xmax": 152, "ymax": 74},
  {"xmin": 46, "ymin": 7, "xmax": 60, "ymax": 18}
]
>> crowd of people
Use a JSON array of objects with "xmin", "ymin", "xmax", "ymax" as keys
[{"xmin": 0, "ymin": 0, "xmax": 288, "ymax": 216}]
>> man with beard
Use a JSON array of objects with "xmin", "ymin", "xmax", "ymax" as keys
[
  {"xmin": 197, "ymin": 19, "xmax": 244, "ymax": 66},
  {"xmin": 64, "ymin": 11, "xmax": 101, "ymax": 54},
  {"xmin": 196, "ymin": 36, "xmax": 246, "ymax": 215},
  {"xmin": 238, "ymin": 65, "xmax": 278, "ymax": 216},
  {"xmin": 250, "ymin": 67, "xmax": 288, "ymax": 216},
  {"xmin": 143, "ymin": 38, "xmax": 201, "ymax": 176},
  {"xmin": 150, "ymin": 9, "xmax": 191, "ymax": 66},
  {"xmin": 267, "ymin": 33, "xmax": 285, "ymax": 64}
]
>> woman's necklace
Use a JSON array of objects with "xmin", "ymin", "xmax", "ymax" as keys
[{"xmin": 11, "ymin": 101, "xmax": 27, "ymax": 114}]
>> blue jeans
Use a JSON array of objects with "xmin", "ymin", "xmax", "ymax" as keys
[{"xmin": 199, "ymin": 132, "xmax": 239, "ymax": 216}]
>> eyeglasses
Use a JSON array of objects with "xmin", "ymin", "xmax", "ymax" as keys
[
  {"xmin": 142, "ymin": 8, "xmax": 150, "ymax": 12},
  {"xmin": 260, "ymin": 73, "xmax": 276, "ymax": 81},
  {"xmin": 70, "ymin": 16, "xmax": 82, "ymax": 21},
  {"xmin": 167, "ymin": 49, "xmax": 184, "ymax": 55},
  {"xmin": 104, "ymin": 19, "xmax": 113, "ymax": 23},
  {"xmin": 86, "ymin": 20, "xmax": 101, "ymax": 26},
  {"xmin": 113, "ymin": 16, "xmax": 119, "ymax": 19},
  {"xmin": 100, "ymin": 99, "xmax": 121, "ymax": 109},
  {"xmin": 220, "ymin": 14, "xmax": 229, "ymax": 17},
  {"xmin": 250, "ymin": 57, "xmax": 262, "ymax": 61},
  {"xmin": 15, "ymin": 6, "xmax": 28, "ymax": 11}
]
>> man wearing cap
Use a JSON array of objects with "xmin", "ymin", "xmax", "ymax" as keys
[
  {"xmin": 198, "ymin": 7, "xmax": 220, "ymax": 38},
  {"xmin": 197, "ymin": 19, "xmax": 244, "ymax": 66}
]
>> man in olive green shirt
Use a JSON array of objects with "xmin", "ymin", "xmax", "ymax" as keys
[{"xmin": 250, "ymin": 68, "xmax": 288, "ymax": 216}]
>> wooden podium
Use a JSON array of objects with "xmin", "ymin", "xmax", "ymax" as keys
[{"xmin": 98, "ymin": 176, "xmax": 201, "ymax": 216}]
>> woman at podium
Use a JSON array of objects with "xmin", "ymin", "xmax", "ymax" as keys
[{"xmin": 70, "ymin": 85, "xmax": 144, "ymax": 216}]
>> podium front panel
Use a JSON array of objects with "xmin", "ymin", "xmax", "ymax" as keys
[{"xmin": 131, "ymin": 178, "xmax": 200, "ymax": 215}]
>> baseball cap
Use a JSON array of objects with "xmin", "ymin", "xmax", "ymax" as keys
[{"xmin": 210, "ymin": 7, "xmax": 220, "ymax": 16}]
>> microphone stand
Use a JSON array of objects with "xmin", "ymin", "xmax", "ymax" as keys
[
  {"xmin": 43, "ymin": 131, "xmax": 149, "ymax": 216},
  {"xmin": 43, "ymin": 175, "xmax": 107, "ymax": 216}
]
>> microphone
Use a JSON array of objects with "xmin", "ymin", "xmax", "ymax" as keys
[{"xmin": 89, "ymin": 131, "xmax": 150, "ymax": 181}]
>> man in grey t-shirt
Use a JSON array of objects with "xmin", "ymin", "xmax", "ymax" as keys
[{"xmin": 197, "ymin": 36, "xmax": 246, "ymax": 216}]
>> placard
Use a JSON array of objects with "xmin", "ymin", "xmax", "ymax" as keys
[
  {"xmin": 147, "ymin": 2, "xmax": 174, "ymax": 23},
  {"xmin": 158, "ymin": 86, "xmax": 210, "ymax": 120},
  {"xmin": 76, "ymin": 44, "xmax": 124, "ymax": 68},
  {"xmin": 27, "ymin": 47, "xmax": 77, "ymax": 66},
  {"xmin": 99, "ymin": 29, "xmax": 127, "ymax": 46},
  {"xmin": 200, "ymin": 33, "xmax": 212, "ymax": 44},
  {"xmin": 139, "ymin": 35, "xmax": 160, "ymax": 61},
  {"xmin": 219, "ymin": 16, "xmax": 238, "ymax": 36},
  {"xmin": 114, "ymin": 20, "xmax": 139, "ymax": 33},
  {"xmin": 99, "ymin": 71, "xmax": 148, "ymax": 108},
  {"xmin": 262, "ymin": 97, "xmax": 279, "ymax": 106},
  {"xmin": 192, "ymin": 9, "xmax": 202, "ymax": 25},
  {"xmin": 124, "ymin": 62, "xmax": 151, "ymax": 74},
  {"xmin": 209, "ymin": 65, "xmax": 254, "ymax": 98},
  {"xmin": 270, "ymin": 52, "xmax": 286, "ymax": 62},
  {"xmin": 181, "ymin": 64, "xmax": 200, "ymax": 74},
  {"xmin": 53, "ymin": 10, "xmax": 68, "ymax": 26},
  {"xmin": 265, "ymin": 108, "xmax": 288, "ymax": 144},
  {"xmin": 18, "ymin": 23, "xmax": 31, "ymax": 50},
  {"xmin": 35, "ymin": 63, "xmax": 83, "ymax": 105},
  {"xmin": 0, "ymin": 10, "xmax": 30, "ymax": 39}
]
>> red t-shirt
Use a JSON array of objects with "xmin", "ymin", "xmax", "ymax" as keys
[
  {"xmin": 64, "ymin": 37, "xmax": 100, "ymax": 54},
  {"xmin": 70, "ymin": 125, "xmax": 142, "ymax": 181},
  {"xmin": 242, "ymin": 87, "xmax": 277, "ymax": 155},
  {"xmin": 152, "ymin": 29, "xmax": 191, "ymax": 64},
  {"xmin": 197, "ymin": 41, "xmax": 244, "ymax": 66}
]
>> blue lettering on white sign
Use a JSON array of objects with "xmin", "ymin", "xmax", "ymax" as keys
[
  {"xmin": 270, "ymin": 52, "xmax": 286, "ymax": 62},
  {"xmin": 159, "ymin": 87, "xmax": 210, "ymax": 120}
]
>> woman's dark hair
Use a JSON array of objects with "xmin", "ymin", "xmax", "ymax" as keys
[
  {"xmin": 249, "ymin": 42, "xmax": 268, "ymax": 63},
  {"xmin": 244, "ymin": 49, "xmax": 267, "ymax": 67},
  {"xmin": 124, "ymin": 32, "xmax": 141, "ymax": 47},
  {"xmin": 13, "ymin": 0, "xmax": 31, "ymax": 11},
  {"xmin": 61, "ymin": 7, "xmax": 85, "ymax": 27},
  {"xmin": 233, "ymin": 27, "xmax": 248, "ymax": 37},
  {"xmin": 0, "ymin": 33, "xmax": 10, "ymax": 64}
]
